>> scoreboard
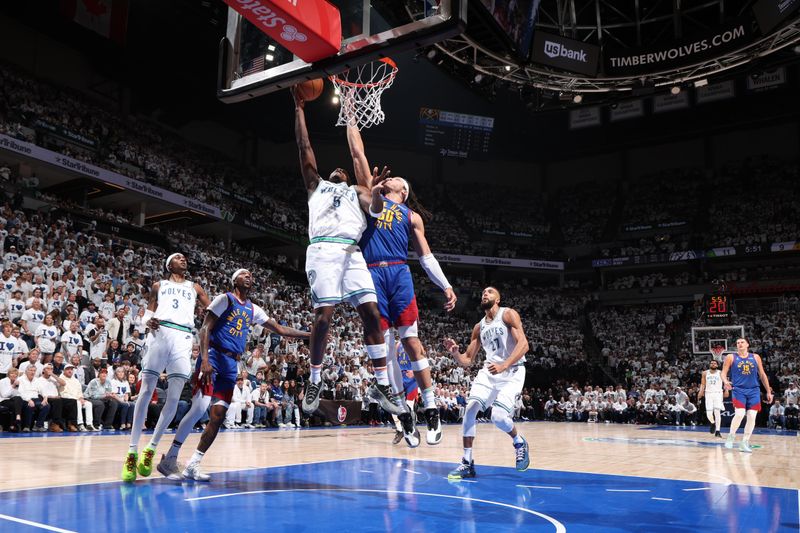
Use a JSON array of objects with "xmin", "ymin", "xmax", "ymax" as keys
[
  {"xmin": 419, "ymin": 107, "xmax": 494, "ymax": 159},
  {"xmin": 705, "ymin": 294, "xmax": 731, "ymax": 321}
]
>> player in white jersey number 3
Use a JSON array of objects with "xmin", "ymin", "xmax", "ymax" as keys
[
  {"xmin": 121, "ymin": 253, "xmax": 210, "ymax": 482},
  {"xmin": 444, "ymin": 286, "xmax": 530, "ymax": 479},
  {"xmin": 698, "ymin": 359, "xmax": 726, "ymax": 438}
]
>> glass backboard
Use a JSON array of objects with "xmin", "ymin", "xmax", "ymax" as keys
[{"xmin": 217, "ymin": 0, "xmax": 466, "ymax": 103}]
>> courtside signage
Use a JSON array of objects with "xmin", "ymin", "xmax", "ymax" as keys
[
  {"xmin": 532, "ymin": 32, "xmax": 599, "ymax": 76},
  {"xmin": 223, "ymin": 0, "xmax": 341, "ymax": 63}
]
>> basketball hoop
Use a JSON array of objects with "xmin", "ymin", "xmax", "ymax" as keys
[
  {"xmin": 329, "ymin": 57, "xmax": 398, "ymax": 130},
  {"xmin": 711, "ymin": 345, "xmax": 725, "ymax": 359}
]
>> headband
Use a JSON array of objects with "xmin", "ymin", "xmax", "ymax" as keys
[
  {"xmin": 397, "ymin": 178, "xmax": 410, "ymax": 202},
  {"xmin": 165, "ymin": 253, "xmax": 182, "ymax": 271},
  {"xmin": 231, "ymin": 268, "xmax": 250, "ymax": 284}
]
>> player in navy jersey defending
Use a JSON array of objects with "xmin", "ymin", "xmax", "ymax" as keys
[
  {"xmin": 157, "ymin": 268, "xmax": 309, "ymax": 481},
  {"xmin": 444, "ymin": 287, "xmax": 530, "ymax": 479},
  {"xmin": 345, "ymin": 121, "xmax": 457, "ymax": 447},
  {"xmin": 722, "ymin": 338, "xmax": 773, "ymax": 453},
  {"xmin": 122, "ymin": 253, "xmax": 210, "ymax": 482},
  {"xmin": 293, "ymin": 88, "xmax": 406, "ymax": 419}
]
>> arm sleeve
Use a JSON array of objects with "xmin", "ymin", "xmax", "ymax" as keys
[
  {"xmin": 206, "ymin": 294, "xmax": 229, "ymax": 317},
  {"xmin": 419, "ymin": 253, "xmax": 451, "ymax": 291}
]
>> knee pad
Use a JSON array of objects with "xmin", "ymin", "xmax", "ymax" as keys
[
  {"xmin": 491, "ymin": 407, "xmax": 514, "ymax": 433},
  {"xmin": 462, "ymin": 400, "xmax": 481, "ymax": 438}
]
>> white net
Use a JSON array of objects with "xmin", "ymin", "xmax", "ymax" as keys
[{"xmin": 329, "ymin": 58, "xmax": 398, "ymax": 130}]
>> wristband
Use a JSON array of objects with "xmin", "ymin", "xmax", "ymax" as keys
[{"xmin": 368, "ymin": 205, "xmax": 383, "ymax": 218}]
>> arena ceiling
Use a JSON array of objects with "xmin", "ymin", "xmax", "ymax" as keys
[{"xmin": 422, "ymin": 0, "xmax": 800, "ymax": 100}]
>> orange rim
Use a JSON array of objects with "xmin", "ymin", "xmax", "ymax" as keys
[{"xmin": 328, "ymin": 57, "xmax": 398, "ymax": 89}]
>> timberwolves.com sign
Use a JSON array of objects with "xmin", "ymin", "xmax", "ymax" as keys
[
  {"xmin": 605, "ymin": 21, "xmax": 751, "ymax": 75},
  {"xmin": 533, "ymin": 32, "xmax": 599, "ymax": 76}
]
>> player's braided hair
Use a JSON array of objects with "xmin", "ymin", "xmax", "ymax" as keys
[{"xmin": 404, "ymin": 181, "xmax": 432, "ymax": 223}]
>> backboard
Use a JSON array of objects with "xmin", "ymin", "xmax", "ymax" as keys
[
  {"xmin": 690, "ymin": 325, "xmax": 745, "ymax": 357},
  {"xmin": 218, "ymin": 0, "xmax": 467, "ymax": 103}
]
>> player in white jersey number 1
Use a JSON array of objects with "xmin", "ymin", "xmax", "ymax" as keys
[
  {"xmin": 698, "ymin": 359, "xmax": 726, "ymax": 438},
  {"xmin": 121, "ymin": 253, "xmax": 210, "ymax": 482},
  {"xmin": 292, "ymin": 88, "xmax": 405, "ymax": 418},
  {"xmin": 443, "ymin": 286, "xmax": 530, "ymax": 479}
]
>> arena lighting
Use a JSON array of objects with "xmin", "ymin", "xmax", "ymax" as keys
[
  {"xmin": 573, "ymin": 94, "xmax": 583, "ymax": 104},
  {"xmin": 332, "ymin": 96, "xmax": 340, "ymax": 105},
  {"xmin": 694, "ymin": 78, "xmax": 709, "ymax": 88},
  {"xmin": 670, "ymin": 86, "xmax": 681, "ymax": 95},
  {"xmin": 473, "ymin": 73, "xmax": 484, "ymax": 83},
  {"xmin": 267, "ymin": 44, "xmax": 276, "ymax": 52},
  {"xmin": 265, "ymin": 54, "xmax": 275, "ymax": 62},
  {"xmin": 504, "ymin": 65, "xmax": 512, "ymax": 72},
  {"xmin": 426, "ymin": 48, "xmax": 438, "ymax": 60}
]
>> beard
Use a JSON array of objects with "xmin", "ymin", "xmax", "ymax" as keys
[{"xmin": 480, "ymin": 299, "xmax": 494, "ymax": 310}]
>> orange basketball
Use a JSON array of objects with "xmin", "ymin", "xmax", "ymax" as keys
[{"xmin": 296, "ymin": 78, "xmax": 324, "ymax": 102}]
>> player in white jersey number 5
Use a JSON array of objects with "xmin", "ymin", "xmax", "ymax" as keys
[
  {"xmin": 698, "ymin": 358, "xmax": 725, "ymax": 438},
  {"xmin": 292, "ymin": 88, "xmax": 405, "ymax": 418},
  {"xmin": 121, "ymin": 253, "xmax": 210, "ymax": 482},
  {"xmin": 443, "ymin": 286, "xmax": 530, "ymax": 480}
]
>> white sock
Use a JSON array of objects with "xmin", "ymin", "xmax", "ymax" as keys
[
  {"xmin": 422, "ymin": 387, "xmax": 436, "ymax": 410},
  {"xmin": 374, "ymin": 366, "xmax": 389, "ymax": 386},
  {"xmin": 310, "ymin": 365, "xmax": 321, "ymax": 385},
  {"xmin": 463, "ymin": 448, "xmax": 473, "ymax": 463},
  {"xmin": 188, "ymin": 450, "xmax": 205, "ymax": 466},
  {"xmin": 166, "ymin": 440, "xmax": 182, "ymax": 460},
  {"xmin": 512, "ymin": 434, "xmax": 524, "ymax": 445}
]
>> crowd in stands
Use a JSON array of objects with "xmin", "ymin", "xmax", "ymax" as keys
[{"xmin": 1, "ymin": 61, "xmax": 799, "ymax": 437}]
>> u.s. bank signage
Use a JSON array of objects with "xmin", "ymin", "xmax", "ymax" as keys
[{"xmin": 532, "ymin": 32, "xmax": 600, "ymax": 76}]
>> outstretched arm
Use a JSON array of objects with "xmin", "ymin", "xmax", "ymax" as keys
[
  {"xmin": 262, "ymin": 318, "xmax": 310, "ymax": 340},
  {"xmin": 443, "ymin": 324, "xmax": 481, "ymax": 368},
  {"xmin": 410, "ymin": 212, "xmax": 456, "ymax": 311},
  {"xmin": 346, "ymin": 123, "xmax": 372, "ymax": 189},
  {"xmin": 292, "ymin": 88, "xmax": 321, "ymax": 194}
]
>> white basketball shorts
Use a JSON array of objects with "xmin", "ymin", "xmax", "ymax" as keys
[
  {"xmin": 467, "ymin": 364, "xmax": 526, "ymax": 414},
  {"xmin": 140, "ymin": 325, "xmax": 194, "ymax": 380},
  {"xmin": 305, "ymin": 241, "xmax": 377, "ymax": 309},
  {"xmin": 705, "ymin": 392, "xmax": 724, "ymax": 411}
]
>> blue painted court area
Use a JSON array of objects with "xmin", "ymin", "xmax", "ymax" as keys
[
  {"xmin": 1, "ymin": 457, "xmax": 797, "ymax": 533},
  {"xmin": 640, "ymin": 425, "xmax": 798, "ymax": 437}
]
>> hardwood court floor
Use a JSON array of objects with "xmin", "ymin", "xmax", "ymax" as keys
[
  {"xmin": 2, "ymin": 421, "xmax": 798, "ymax": 491},
  {"xmin": 1, "ymin": 422, "xmax": 798, "ymax": 532}
]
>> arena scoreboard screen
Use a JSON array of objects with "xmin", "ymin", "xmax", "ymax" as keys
[
  {"xmin": 419, "ymin": 107, "xmax": 494, "ymax": 159},
  {"xmin": 705, "ymin": 294, "xmax": 731, "ymax": 321}
]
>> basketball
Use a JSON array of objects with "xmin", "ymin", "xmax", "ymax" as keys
[{"xmin": 296, "ymin": 78, "xmax": 324, "ymax": 102}]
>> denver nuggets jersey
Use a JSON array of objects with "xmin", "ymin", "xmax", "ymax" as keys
[
  {"xmin": 210, "ymin": 293, "xmax": 254, "ymax": 355},
  {"xmin": 732, "ymin": 353, "xmax": 759, "ymax": 389},
  {"xmin": 155, "ymin": 279, "xmax": 197, "ymax": 327},
  {"xmin": 308, "ymin": 181, "xmax": 366, "ymax": 242},
  {"xmin": 360, "ymin": 196, "xmax": 411, "ymax": 263},
  {"xmin": 705, "ymin": 370, "xmax": 723, "ymax": 394},
  {"xmin": 479, "ymin": 307, "xmax": 524, "ymax": 365}
]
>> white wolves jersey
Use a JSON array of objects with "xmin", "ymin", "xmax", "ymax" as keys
[
  {"xmin": 705, "ymin": 370, "xmax": 723, "ymax": 394},
  {"xmin": 154, "ymin": 279, "xmax": 197, "ymax": 328},
  {"xmin": 307, "ymin": 181, "xmax": 366, "ymax": 242},
  {"xmin": 479, "ymin": 307, "xmax": 524, "ymax": 365}
]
